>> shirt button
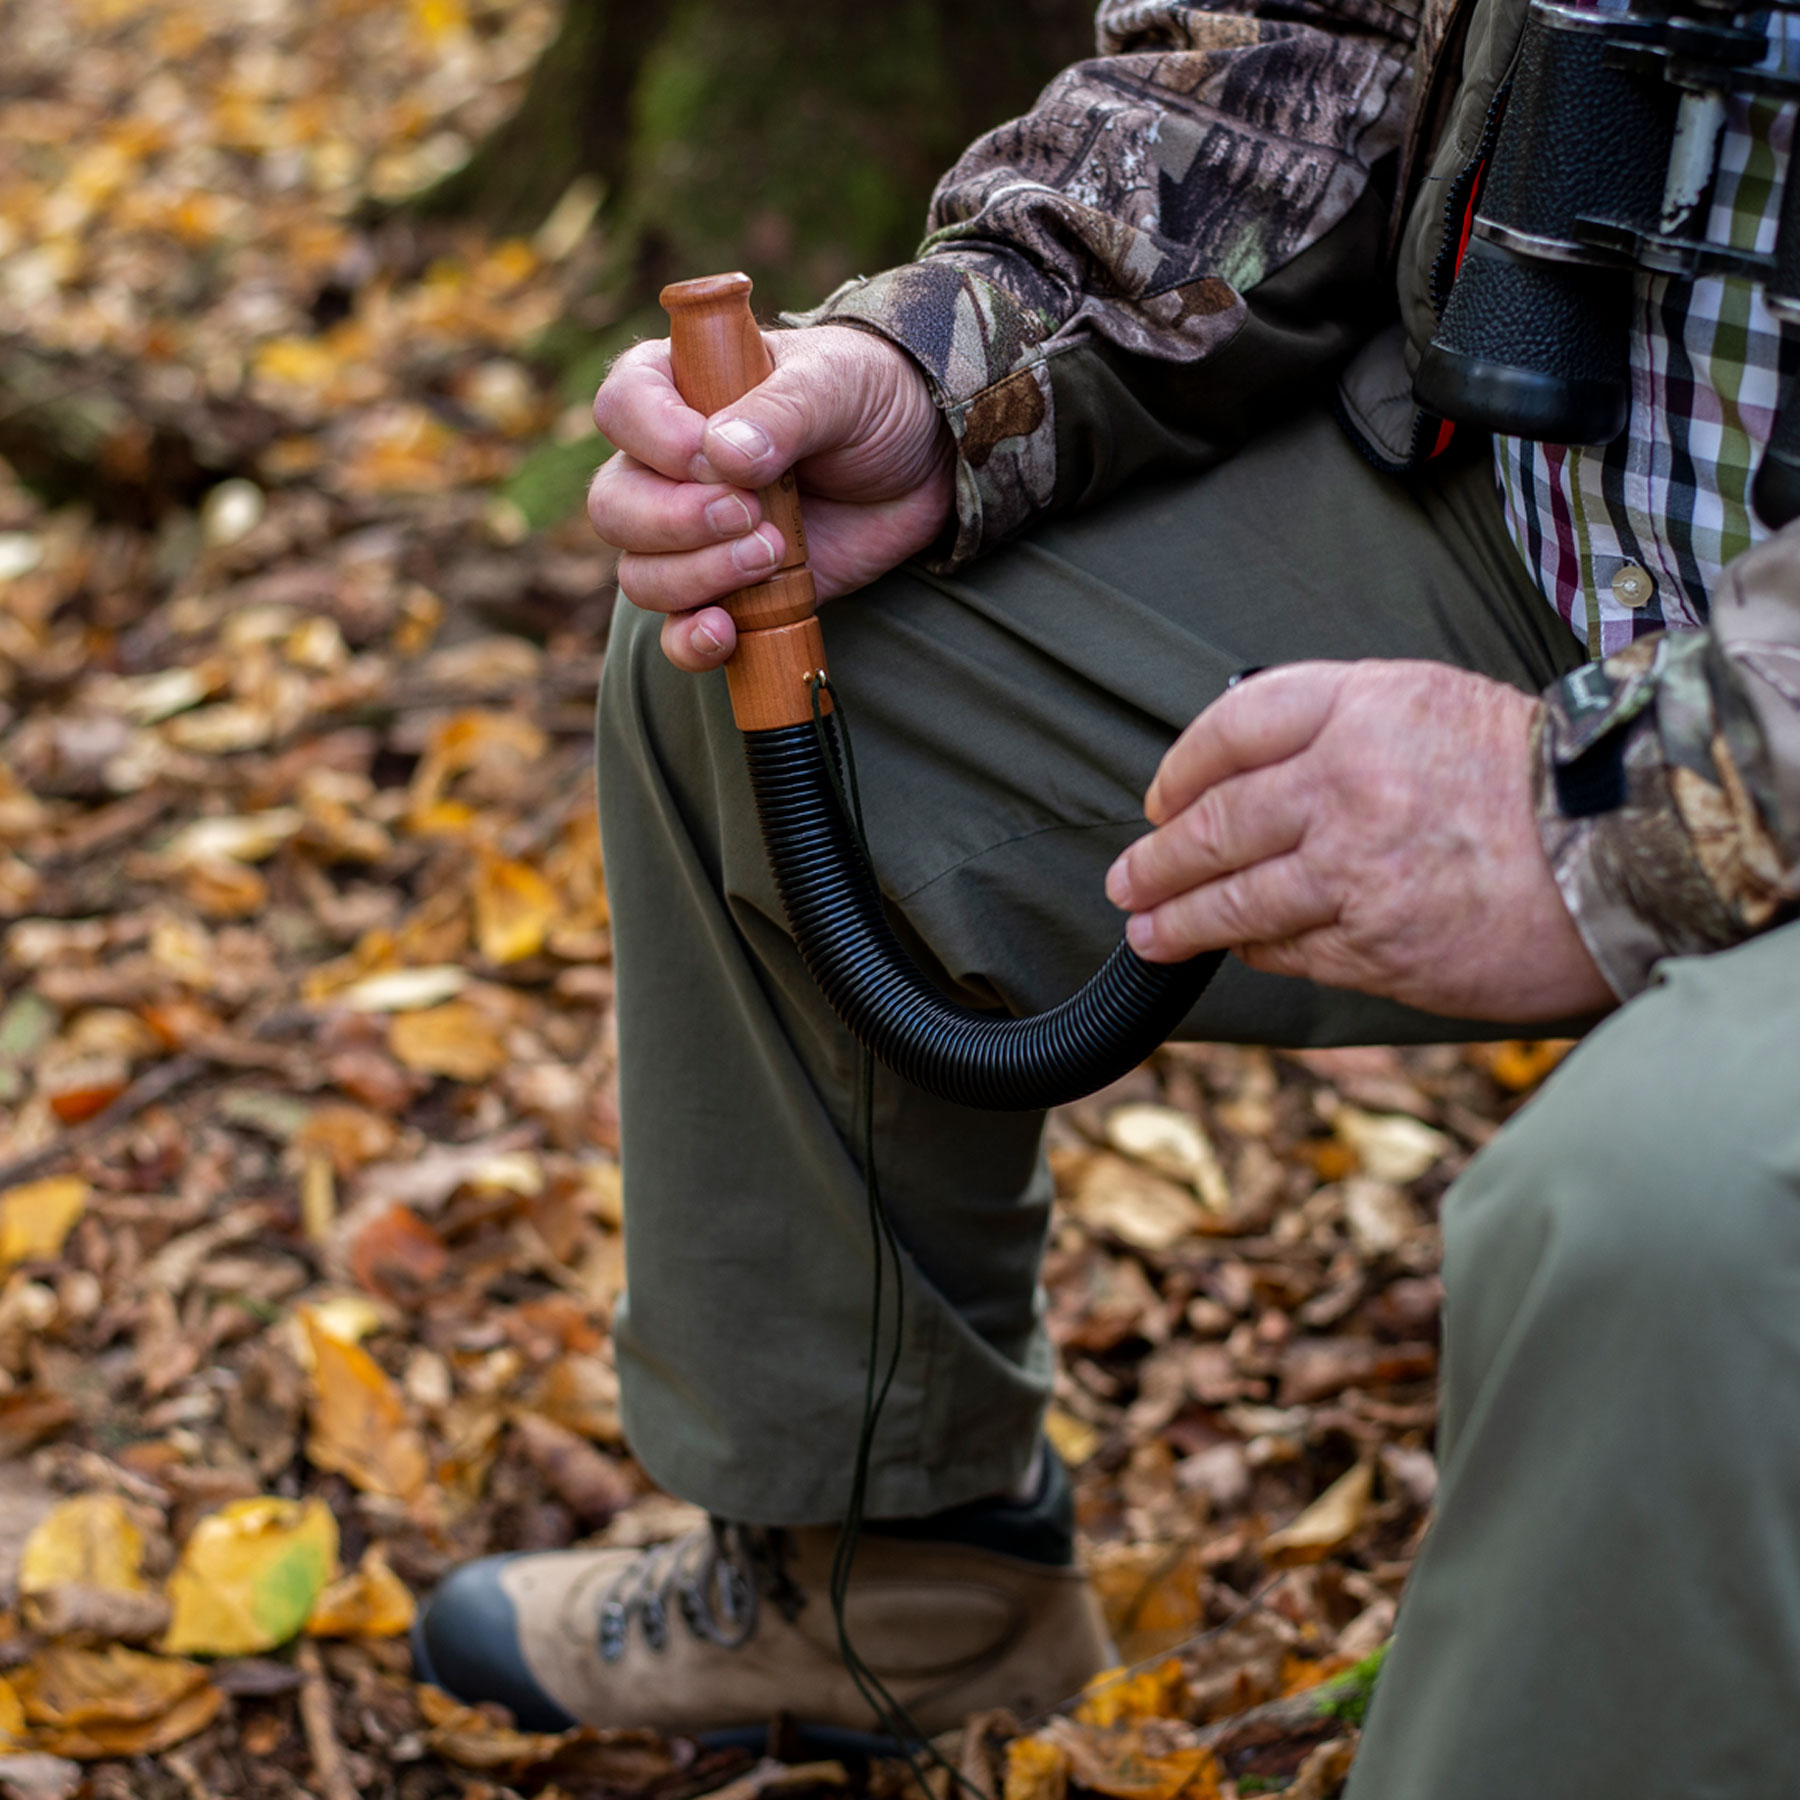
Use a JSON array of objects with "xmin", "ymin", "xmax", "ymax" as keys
[{"xmin": 1611, "ymin": 563, "xmax": 1655, "ymax": 607}]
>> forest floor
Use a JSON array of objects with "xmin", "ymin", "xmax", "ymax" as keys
[{"xmin": 0, "ymin": 3, "xmax": 1572, "ymax": 1797}]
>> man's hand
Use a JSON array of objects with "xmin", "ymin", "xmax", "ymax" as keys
[
  {"xmin": 1104, "ymin": 660, "xmax": 1616, "ymax": 1021},
  {"xmin": 589, "ymin": 324, "xmax": 954, "ymax": 671}
]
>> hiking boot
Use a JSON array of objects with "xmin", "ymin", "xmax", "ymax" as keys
[{"xmin": 411, "ymin": 1451, "xmax": 1113, "ymax": 1744}]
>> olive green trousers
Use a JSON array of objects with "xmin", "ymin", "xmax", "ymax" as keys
[{"xmin": 596, "ymin": 410, "xmax": 1800, "ymax": 1793}]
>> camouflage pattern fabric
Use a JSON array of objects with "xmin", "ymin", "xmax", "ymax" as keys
[
  {"xmin": 1535, "ymin": 521, "xmax": 1800, "ymax": 996},
  {"xmin": 788, "ymin": 0, "xmax": 1418, "ymax": 564}
]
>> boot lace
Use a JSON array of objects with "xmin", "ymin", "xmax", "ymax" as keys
[{"xmin": 597, "ymin": 1521, "xmax": 799, "ymax": 1664}]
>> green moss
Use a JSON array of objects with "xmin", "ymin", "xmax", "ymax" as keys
[
  {"xmin": 1315, "ymin": 1642, "xmax": 1391, "ymax": 1729},
  {"xmin": 503, "ymin": 434, "xmax": 613, "ymax": 531}
]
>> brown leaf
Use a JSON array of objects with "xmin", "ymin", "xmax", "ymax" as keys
[
  {"xmin": 0, "ymin": 1392, "xmax": 74, "ymax": 1460},
  {"xmin": 1278, "ymin": 1339, "xmax": 1436, "ymax": 1407},
  {"xmin": 348, "ymin": 1204, "xmax": 448, "ymax": 1305},
  {"xmin": 13, "ymin": 1645, "xmax": 221, "ymax": 1760},
  {"xmin": 1261, "ymin": 1462, "xmax": 1375, "ymax": 1568},
  {"xmin": 511, "ymin": 1412, "xmax": 635, "ymax": 1524}
]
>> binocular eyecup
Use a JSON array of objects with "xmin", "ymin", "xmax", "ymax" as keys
[{"xmin": 1414, "ymin": 0, "xmax": 1800, "ymax": 528}]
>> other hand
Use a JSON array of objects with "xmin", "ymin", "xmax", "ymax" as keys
[
  {"xmin": 588, "ymin": 323, "xmax": 954, "ymax": 671},
  {"xmin": 1104, "ymin": 660, "xmax": 1615, "ymax": 1022}
]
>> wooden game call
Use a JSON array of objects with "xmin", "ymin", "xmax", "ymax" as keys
[
  {"xmin": 659, "ymin": 273, "xmax": 830, "ymax": 731},
  {"xmin": 651, "ymin": 273, "xmax": 1222, "ymax": 1112}
]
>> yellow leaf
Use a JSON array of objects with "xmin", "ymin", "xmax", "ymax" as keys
[
  {"xmin": 418, "ymin": 1682, "xmax": 577, "ymax": 1772},
  {"xmin": 1043, "ymin": 1406, "xmax": 1101, "ymax": 1470},
  {"xmin": 0, "ymin": 1675, "xmax": 25, "ymax": 1746},
  {"xmin": 1261, "ymin": 1461, "xmax": 1375, "ymax": 1568},
  {"xmin": 301, "ymin": 1311, "xmax": 430, "ymax": 1499},
  {"xmin": 298, "ymin": 1295, "xmax": 386, "ymax": 1354},
  {"xmin": 473, "ymin": 855, "xmax": 557, "ymax": 965},
  {"xmin": 1484, "ymin": 1038, "xmax": 1575, "ymax": 1093},
  {"xmin": 1041, "ymin": 1717, "xmax": 1223, "ymax": 1800},
  {"xmin": 1075, "ymin": 1660, "xmax": 1188, "ymax": 1728},
  {"xmin": 161, "ymin": 1497, "xmax": 340, "ymax": 1657},
  {"xmin": 305, "ymin": 1546, "xmax": 416, "ymax": 1639},
  {"xmin": 1087, "ymin": 1541, "xmax": 1206, "ymax": 1664},
  {"xmin": 0, "ymin": 1178, "xmax": 88, "ymax": 1270},
  {"xmin": 19, "ymin": 1495, "xmax": 146, "ymax": 1598},
  {"xmin": 13, "ymin": 1644, "xmax": 221, "ymax": 1758},
  {"xmin": 1005, "ymin": 1734, "xmax": 1071, "ymax": 1800},
  {"xmin": 389, "ymin": 1000, "xmax": 506, "ymax": 1083}
]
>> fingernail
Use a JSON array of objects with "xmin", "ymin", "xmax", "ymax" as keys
[
  {"xmin": 705, "ymin": 495, "xmax": 753, "ymax": 537},
  {"xmin": 731, "ymin": 526, "xmax": 780, "ymax": 573},
  {"xmin": 1127, "ymin": 913, "xmax": 1154, "ymax": 953},
  {"xmin": 1105, "ymin": 855, "xmax": 1131, "ymax": 908},
  {"xmin": 711, "ymin": 418, "xmax": 771, "ymax": 463},
  {"xmin": 692, "ymin": 623, "xmax": 721, "ymax": 655}
]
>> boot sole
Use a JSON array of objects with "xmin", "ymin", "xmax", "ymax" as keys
[{"xmin": 411, "ymin": 1616, "xmax": 922, "ymax": 1756}]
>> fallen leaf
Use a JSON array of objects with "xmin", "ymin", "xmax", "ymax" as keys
[
  {"xmin": 1075, "ymin": 1659, "xmax": 1188, "ymax": 1727},
  {"xmin": 511, "ymin": 1413, "xmax": 635, "ymax": 1523},
  {"xmin": 1332, "ymin": 1108, "xmax": 1450, "ymax": 1185},
  {"xmin": 416, "ymin": 1682, "xmax": 577, "ymax": 1772},
  {"xmin": 389, "ymin": 999, "xmax": 507, "ymax": 1081},
  {"xmin": 0, "ymin": 1681, "xmax": 24, "ymax": 1747},
  {"xmin": 1005, "ymin": 1733, "xmax": 1070, "ymax": 1800},
  {"xmin": 1340, "ymin": 1178, "xmax": 1420, "ymax": 1260},
  {"xmin": 0, "ymin": 1751, "xmax": 81, "ymax": 1800},
  {"xmin": 160, "ymin": 810, "xmax": 302, "ymax": 868},
  {"xmin": 474, "ymin": 854, "xmax": 558, "ymax": 964},
  {"xmin": 1069, "ymin": 1154, "xmax": 1206, "ymax": 1254},
  {"xmin": 304, "ymin": 1546, "xmax": 415, "ymax": 1638},
  {"xmin": 12, "ymin": 1645, "xmax": 221, "ymax": 1759},
  {"xmin": 1484, "ymin": 1039, "xmax": 1574, "ymax": 1092},
  {"xmin": 0, "ymin": 1392, "xmax": 75, "ymax": 1459},
  {"xmin": 1105, "ymin": 1105, "xmax": 1230, "ymax": 1213},
  {"xmin": 23, "ymin": 1583, "xmax": 170, "ymax": 1644},
  {"xmin": 18, "ymin": 1495, "xmax": 145, "ymax": 1600},
  {"xmin": 1261, "ymin": 1462, "xmax": 1375, "ymax": 1567},
  {"xmin": 0, "ymin": 1180, "xmax": 88, "ymax": 1270},
  {"xmin": 1041, "ymin": 1715, "xmax": 1224, "ymax": 1800},
  {"xmin": 161, "ymin": 1496, "xmax": 340, "ymax": 1656},
  {"xmin": 1087, "ymin": 1541, "xmax": 1205, "ymax": 1663},
  {"xmin": 301, "ymin": 1310, "xmax": 430, "ymax": 1499},
  {"xmin": 348, "ymin": 1204, "xmax": 449, "ymax": 1304},
  {"xmin": 336, "ymin": 966, "xmax": 468, "ymax": 1013}
]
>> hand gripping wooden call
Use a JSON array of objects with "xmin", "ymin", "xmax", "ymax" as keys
[{"xmin": 660, "ymin": 273, "xmax": 830, "ymax": 731}]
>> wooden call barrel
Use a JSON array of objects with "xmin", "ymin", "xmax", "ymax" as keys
[{"xmin": 660, "ymin": 272, "xmax": 829, "ymax": 731}]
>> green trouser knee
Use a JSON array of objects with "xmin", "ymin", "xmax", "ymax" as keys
[
  {"xmin": 1347, "ymin": 920, "xmax": 1800, "ymax": 1799},
  {"xmin": 594, "ymin": 409, "xmax": 1581, "ymax": 1525}
]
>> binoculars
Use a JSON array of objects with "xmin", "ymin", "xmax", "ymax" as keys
[{"xmin": 1414, "ymin": 0, "xmax": 1800, "ymax": 526}]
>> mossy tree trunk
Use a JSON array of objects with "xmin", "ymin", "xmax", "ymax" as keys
[
  {"xmin": 427, "ymin": 0, "xmax": 1097, "ymax": 307},
  {"xmin": 408, "ymin": 0, "xmax": 663, "ymax": 233}
]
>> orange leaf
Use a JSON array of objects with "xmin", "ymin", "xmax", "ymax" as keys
[
  {"xmin": 349, "ymin": 1204, "xmax": 449, "ymax": 1305},
  {"xmin": 388, "ymin": 1001, "xmax": 506, "ymax": 1082},
  {"xmin": 301, "ymin": 1310, "xmax": 430, "ymax": 1500}
]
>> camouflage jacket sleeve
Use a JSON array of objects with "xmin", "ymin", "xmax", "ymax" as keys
[
  {"xmin": 1534, "ymin": 523, "xmax": 1800, "ymax": 998},
  {"xmin": 785, "ymin": 0, "xmax": 1421, "ymax": 567}
]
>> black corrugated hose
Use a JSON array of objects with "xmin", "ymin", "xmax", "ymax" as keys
[{"xmin": 741, "ymin": 697, "xmax": 1223, "ymax": 1113}]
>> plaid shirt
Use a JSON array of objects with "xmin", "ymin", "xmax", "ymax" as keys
[{"xmin": 1496, "ymin": 12, "xmax": 1800, "ymax": 655}]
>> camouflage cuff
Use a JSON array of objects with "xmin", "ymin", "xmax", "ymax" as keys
[
  {"xmin": 784, "ymin": 261, "xmax": 1056, "ymax": 569},
  {"xmin": 1534, "ymin": 634, "xmax": 1778, "ymax": 999}
]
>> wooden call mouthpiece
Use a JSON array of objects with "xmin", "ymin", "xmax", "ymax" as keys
[{"xmin": 660, "ymin": 272, "xmax": 828, "ymax": 731}]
